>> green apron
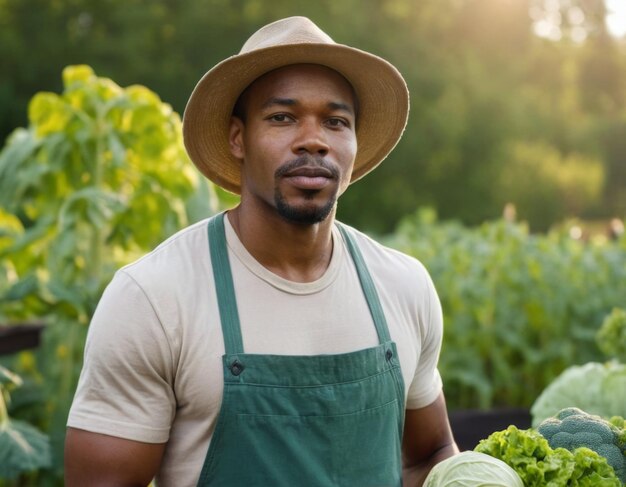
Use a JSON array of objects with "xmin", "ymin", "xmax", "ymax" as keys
[{"xmin": 197, "ymin": 213, "xmax": 406, "ymax": 486}]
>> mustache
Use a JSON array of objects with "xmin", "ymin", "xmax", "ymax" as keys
[{"xmin": 274, "ymin": 155, "xmax": 340, "ymax": 179}]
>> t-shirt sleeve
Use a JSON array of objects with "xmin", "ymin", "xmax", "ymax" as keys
[
  {"xmin": 67, "ymin": 270, "xmax": 176, "ymax": 443},
  {"xmin": 405, "ymin": 268, "xmax": 444, "ymax": 410}
]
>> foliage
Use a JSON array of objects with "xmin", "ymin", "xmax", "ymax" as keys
[
  {"xmin": 0, "ymin": 366, "xmax": 50, "ymax": 480},
  {"xmin": 1, "ymin": 0, "xmax": 626, "ymax": 232},
  {"xmin": 610, "ymin": 416, "xmax": 626, "ymax": 434},
  {"xmin": 530, "ymin": 307, "xmax": 626, "ymax": 429},
  {"xmin": 475, "ymin": 425, "xmax": 621, "ymax": 486},
  {"xmin": 495, "ymin": 140, "xmax": 604, "ymax": 231},
  {"xmin": 423, "ymin": 450, "xmax": 523, "ymax": 486},
  {"xmin": 0, "ymin": 211, "xmax": 45, "ymax": 323},
  {"xmin": 0, "ymin": 65, "xmax": 219, "ymax": 484},
  {"xmin": 596, "ymin": 308, "xmax": 626, "ymax": 362},
  {"xmin": 384, "ymin": 209, "xmax": 626, "ymax": 410}
]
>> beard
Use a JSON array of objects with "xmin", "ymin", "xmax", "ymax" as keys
[
  {"xmin": 274, "ymin": 189, "xmax": 337, "ymax": 224},
  {"xmin": 274, "ymin": 155, "xmax": 340, "ymax": 225}
]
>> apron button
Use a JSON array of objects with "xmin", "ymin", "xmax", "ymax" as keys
[
  {"xmin": 385, "ymin": 349, "xmax": 393, "ymax": 361},
  {"xmin": 230, "ymin": 360, "xmax": 244, "ymax": 376}
]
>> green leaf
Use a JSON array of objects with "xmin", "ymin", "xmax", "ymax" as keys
[
  {"xmin": 0, "ymin": 418, "xmax": 51, "ymax": 479},
  {"xmin": 45, "ymin": 278, "xmax": 88, "ymax": 315},
  {"xmin": 0, "ymin": 366, "xmax": 22, "ymax": 388},
  {"xmin": 107, "ymin": 132, "xmax": 127, "ymax": 168},
  {"xmin": 62, "ymin": 65, "xmax": 95, "ymax": 87},
  {"xmin": 0, "ymin": 128, "xmax": 41, "ymax": 208},
  {"xmin": 8, "ymin": 215, "xmax": 54, "ymax": 255},
  {"xmin": 57, "ymin": 187, "xmax": 126, "ymax": 231},
  {"xmin": 185, "ymin": 177, "xmax": 218, "ymax": 223},
  {"xmin": 2, "ymin": 275, "xmax": 39, "ymax": 302},
  {"xmin": 28, "ymin": 93, "xmax": 71, "ymax": 137},
  {"xmin": 125, "ymin": 84, "xmax": 162, "ymax": 106},
  {"xmin": 596, "ymin": 308, "xmax": 626, "ymax": 362}
]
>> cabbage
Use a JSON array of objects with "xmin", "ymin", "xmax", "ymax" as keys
[
  {"xmin": 423, "ymin": 451, "xmax": 523, "ymax": 487},
  {"xmin": 530, "ymin": 361, "xmax": 626, "ymax": 427}
]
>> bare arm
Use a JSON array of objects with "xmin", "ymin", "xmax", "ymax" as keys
[
  {"xmin": 64, "ymin": 427, "xmax": 167, "ymax": 487},
  {"xmin": 402, "ymin": 392, "xmax": 460, "ymax": 487}
]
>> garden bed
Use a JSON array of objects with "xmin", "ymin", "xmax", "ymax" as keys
[
  {"xmin": 0, "ymin": 322, "xmax": 45, "ymax": 355},
  {"xmin": 449, "ymin": 408, "xmax": 532, "ymax": 451}
]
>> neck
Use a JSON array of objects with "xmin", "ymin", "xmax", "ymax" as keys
[{"xmin": 227, "ymin": 204, "xmax": 335, "ymax": 283}]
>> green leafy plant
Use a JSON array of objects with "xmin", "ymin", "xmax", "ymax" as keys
[
  {"xmin": 0, "ymin": 65, "xmax": 222, "ymax": 484},
  {"xmin": 423, "ymin": 451, "xmax": 523, "ymax": 486},
  {"xmin": 537, "ymin": 407, "xmax": 626, "ymax": 483},
  {"xmin": 597, "ymin": 308, "xmax": 626, "ymax": 362},
  {"xmin": 530, "ymin": 308, "xmax": 626, "ymax": 432},
  {"xmin": 475, "ymin": 425, "xmax": 621, "ymax": 486},
  {"xmin": 0, "ymin": 366, "xmax": 50, "ymax": 481},
  {"xmin": 384, "ymin": 209, "xmax": 626, "ymax": 410},
  {"xmin": 530, "ymin": 362, "xmax": 626, "ymax": 428}
]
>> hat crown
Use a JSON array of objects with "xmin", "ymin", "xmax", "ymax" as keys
[
  {"xmin": 184, "ymin": 16, "xmax": 409, "ymax": 194},
  {"xmin": 240, "ymin": 16, "xmax": 335, "ymax": 54}
]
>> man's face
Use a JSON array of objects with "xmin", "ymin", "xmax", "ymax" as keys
[{"xmin": 229, "ymin": 64, "xmax": 358, "ymax": 225}]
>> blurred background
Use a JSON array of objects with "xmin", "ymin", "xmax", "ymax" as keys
[
  {"xmin": 1, "ymin": 0, "xmax": 625, "ymax": 232},
  {"xmin": 0, "ymin": 0, "xmax": 625, "ymax": 484}
]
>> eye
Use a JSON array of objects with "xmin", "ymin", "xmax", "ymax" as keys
[
  {"xmin": 326, "ymin": 117, "xmax": 349, "ymax": 128},
  {"xmin": 267, "ymin": 113, "xmax": 294, "ymax": 123}
]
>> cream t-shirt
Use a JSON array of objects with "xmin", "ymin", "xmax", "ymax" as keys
[{"xmin": 68, "ymin": 214, "xmax": 444, "ymax": 486}]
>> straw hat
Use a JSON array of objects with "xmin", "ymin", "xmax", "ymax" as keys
[{"xmin": 183, "ymin": 16, "xmax": 409, "ymax": 194}]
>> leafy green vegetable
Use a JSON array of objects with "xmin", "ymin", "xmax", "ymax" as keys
[
  {"xmin": 423, "ymin": 451, "xmax": 523, "ymax": 486},
  {"xmin": 474, "ymin": 425, "xmax": 621, "ymax": 486},
  {"xmin": 597, "ymin": 308, "xmax": 626, "ymax": 362},
  {"xmin": 538, "ymin": 408, "xmax": 626, "ymax": 483},
  {"xmin": 610, "ymin": 416, "xmax": 626, "ymax": 435},
  {"xmin": 530, "ymin": 361, "xmax": 626, "ymax": 427}
]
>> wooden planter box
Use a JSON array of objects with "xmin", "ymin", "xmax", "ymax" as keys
[
  {"xmin": 0, "ymin": 322, "xmax": 46, "ymax": 355},
  {"xmin": 449, "ymin": 408, "xmax": 532, "ymax": 451}
]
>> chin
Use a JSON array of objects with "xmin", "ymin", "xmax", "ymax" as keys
[{"xmin": 275, "ymin": 196, "xmax": 336, "ymax": 225}]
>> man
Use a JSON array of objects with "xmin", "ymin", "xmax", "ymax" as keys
[{"xmin": 65, "ymin": 16, "xmax": 458, "ymax": 486}]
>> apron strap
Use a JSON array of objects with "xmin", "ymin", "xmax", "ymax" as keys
[
  {"xmin": 336, "ymin": 224, "xmax": 392, "ymax": 344},
  {"xmin": 208, "ymin": 213, "xmax": 244, "ymax": 355}
]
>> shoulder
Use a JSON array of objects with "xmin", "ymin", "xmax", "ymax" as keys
[
  {"xmin": 101, "ymin": 217, "xmax": 215, "ymax": 336},
  {"xmin": 120, "ymin": 217, "xmax": 212, "ymax": 285},
  {"xmin": 337, "ymin": 222, "xmax": 432, "ymax": 288},
  {"xmin": 336, "ymin": 221, "xmax": 441, "ymax": 331}
]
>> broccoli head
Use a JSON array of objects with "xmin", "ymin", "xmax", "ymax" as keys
[{"xmin": 538, "ymin": 407, "xmax": 626, "ymax": 484}]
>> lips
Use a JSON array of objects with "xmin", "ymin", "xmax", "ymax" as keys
[
  {"xmin": 281, "ymin": 165, "xmax": 335, "ymax": 190},
  {"xmin": 283, "ymin": 166, "xmax": 334, "ymax": 178}
]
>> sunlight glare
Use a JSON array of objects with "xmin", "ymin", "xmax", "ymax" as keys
[{"xmin": 606, "ymin": 0, "xmax": 626, "ymax": 37}]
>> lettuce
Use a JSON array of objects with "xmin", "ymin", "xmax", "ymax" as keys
[
  {"xmin": 423, "ymin": 451, "xmax": 523, "ymax": 486},
  {"xmin": 474, "ymin": 425, "xmax": 621, "ymax": 486},
  {"xmin": 530, "ymin": 361, "xmax": 626, "ymax": 427}
]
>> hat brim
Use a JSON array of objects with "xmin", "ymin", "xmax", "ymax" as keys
[{"xmin": 183, "ymin": 43, "xmax": 409, "ymax": 194}]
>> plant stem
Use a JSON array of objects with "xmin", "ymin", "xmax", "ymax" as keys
[
  {"xmin": 89, "ymin": 105, "xmax": 106, "ymax": 285},
  {"xmin": 0, "ymin": 389, "xmax": 9, "ymax": 428}
]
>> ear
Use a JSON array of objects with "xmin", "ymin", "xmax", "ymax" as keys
[{"xmin": 229, "ymin": 116, "xmax": 245, "ymax": 160}]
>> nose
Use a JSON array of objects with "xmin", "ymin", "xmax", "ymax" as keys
[{"xmin": 292, "ymin": 119, "xmax": 329, "ymax": 157}]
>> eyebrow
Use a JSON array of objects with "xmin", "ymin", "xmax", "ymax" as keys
[
  {"xmin": 260, "ymin": 97, "xmax": 355, "ymax": 115},
  {"xmin": 328, "ymin": 101, "xmax": 354, "ymax": 115},
  {"xmin": 261, "ymin": 97, "xmax": 297, "ymax": 109}
]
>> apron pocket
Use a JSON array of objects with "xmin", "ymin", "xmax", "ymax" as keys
[{"xmin": 233, "ymin": 399, "xmax": 401, "ymax": 487}]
